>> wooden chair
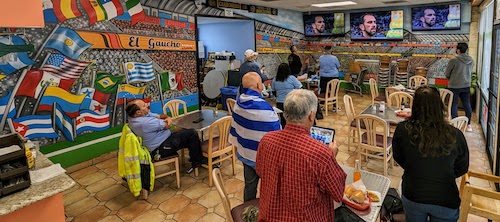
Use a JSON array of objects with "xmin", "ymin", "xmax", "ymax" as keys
[
  {"xmin": 387, "ymin": 91, "xmax": 413, "ymax": 108},
  {"xmin": 213, "ymin": 168, "xmax": 260, "ymax": 222},
  {"xmin": 450, "ymin": 116, "xmax": 469, "ymax": 134},
  {"xmin": 458, "ymin": 171, "xmax": 500, "ymax": 222},
  {"xmin": 439, "ymin": 88, "xmax": 454, "ymax": 121},
  {"xmin": 142, "ymin": 155, "xmax": 181, "ymax": 199},
  {"xmin": 201, "ymin": 116, "xmax": 237, "ymax": 186},
  {"xmin": 318, "ymin": 79, "xmax": 340, "ymax": 116},
  {"xmin": 356, "ymin": 114, "xmax": 394, "ymax": 176},
  {"xmin": 226, "ymin": 98, "xmax": 236, "ymax": 115},
  {"xmin": 408, "ymin": 76, "xmax": 427, "ymax": 89},
  {"xmin": 163, "ymin": 99, "xmax": 188, "ymax": 165},
  {"xmin": 384, "ymin": 87, "xmax": 399, "ymax": 102},
  {"xmin": 344, "ymin": 95, "xmax": 360, "ymax": 152},
  {"xmin": 369, "ymin": 78, "xmax": 385, "ymax": 105}
]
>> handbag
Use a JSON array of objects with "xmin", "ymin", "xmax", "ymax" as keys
[
  {"xmin": 380, "ymin": 188, "xmax": 405, "ymax": 222},
  {"xmin": 334, "ymin": 205, "xmax": 364, "ymax": 222}
]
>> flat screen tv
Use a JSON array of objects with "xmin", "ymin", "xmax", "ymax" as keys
[
  {"xmin": 411, "ymin": 4, "xmax": 461, "ymax": 31},
  {"xmin": 350, "ymin": 10, "xmax": 404, "ymax": 40},
  {"xmin": 303, "ymin": 13, "xmax": 345, "ymax": 37}
]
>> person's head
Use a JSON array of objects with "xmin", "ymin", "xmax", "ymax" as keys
[
  {"xmin": 290, "ymin": 45, "xmax": 297, "ymax": 54},
  {"xmin": 312, "ymin": 16, "xmax": 326, "ymax": 34},
  {"xmin": 324, "ymin": 45, "xmax": 332, "ymax": 53},
  {"xmin": 407, "ymin": 85, "xmax": 457, "ymax": 157},
  {"xmin": 359, "ymin": 14, "xmax": 377, "ymax": 37},
  {"xmin": 420, "ymin": 9, "xmax": 436, "ymax": 28},
  {"xmin": 456, "ymin": 43, "xmax": 468, "ymax": 54},
  {"xmin": 242, "ymin": 72, "xmax": 263, "ymax": 93},
  {"xmin": 126, "ymin": 99, "xmax": 149, "ymax": 117},
  {"xmin": 244, "ymin": 49, "xmax": 258, "ymax": 62},
  {"xmin": 283, "ymin": 89, "xmax": 317, "ymax": 129},
  {"xmin": 276, "ymin": 63, "xmax": 292, "ymax": 82}
]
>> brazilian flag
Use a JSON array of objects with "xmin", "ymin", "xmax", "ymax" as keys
[{"xmin": 94, "ymin": 72, "xmax": 124, "ymax": 94}]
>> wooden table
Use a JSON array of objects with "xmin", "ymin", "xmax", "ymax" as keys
[
  {"xmin": 360, "ymin": 104, "xmax": 406, "ymax": 125},
  {"xmin": 172, "ymin": 110, "xmax": 229, "ymax": 132}
]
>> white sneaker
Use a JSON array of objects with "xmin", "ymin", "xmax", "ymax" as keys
[{"xmin": 466, "ymin": 125, "xmax": 473, "ymax": 132}]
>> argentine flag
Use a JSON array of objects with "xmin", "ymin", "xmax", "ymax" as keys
[
  {"xmin": 0, "ymin": 36, "xmax": 35, "ymax": 74},
  {"xmin": 54, "ymin": 103, "xmax": 75, "ymax": 142},
  {"xmin": 45, "ymin": 27, "xmax": 93, "ymax": 60},
  {"xmin": 125, "ymin": 61, "xmax": 155, "ymax": 83}
]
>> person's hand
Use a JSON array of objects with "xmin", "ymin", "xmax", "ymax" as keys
[
  {"xmin": 164, "ymin": 117, "xmax": 173, "ymax": 128},
  {"xmin": 329, "ymin": 140, "xmax": 339, "ymax": 157}
]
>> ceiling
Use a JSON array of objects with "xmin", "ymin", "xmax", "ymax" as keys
[{"xmin": 223, "ymin": 0, "xmax": 468, "ymax": 12}]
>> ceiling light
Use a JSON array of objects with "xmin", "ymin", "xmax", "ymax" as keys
[{"xmin": 311, "ymin": 1, "xmax": 357, "ymax": 7}]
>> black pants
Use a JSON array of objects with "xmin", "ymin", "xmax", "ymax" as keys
[
  {"xmin": 276, "ymin": 102, "xmax": 286, "ymax": 128},
  {"xmin": 319, "ymin": 76, "xmax": 339, "ymax": 94},
  {"xmin": 151, "ymin": 129, "xmax": 203, "ymax": 167}
]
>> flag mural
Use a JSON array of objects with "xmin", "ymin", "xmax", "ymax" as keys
[
  {"xmin": 0, "ymin": 36, "xmax": 35, "ymax": 74},
  {"xmin": 45, "ymin": 27, "xmax": 93, "ymax": 60},
  {"xmin": 42, "ymin": 0, "xmax": 58, "ymax": 23},
  {"xmin": 124, "ymin": 61, "xmax": 154, "ymax": 83},
  {"xmin": 53, "ymin": 103, "xmax": 75, "ymax": 142},
  {"xmin": 0, "ymin": 90, "xmax": 16, "ymax": 120},
  {"xmin": 81, "ymin": 0, "xmax": 124, "ymax": 26},
  {"xmin": 37, "ymin": 86, "xmax": 87, "ymax": 118},
  {"xmin": 42, "ymin": 54, "xmax": 90, "ymax": 79},
  {"xmin": 94, "ymin": 72, "xmax": 123, "ymax": 93},
  {"xmin": 15, "ymin": 70, "xmax": 77, "ymax": 98},
  {"xmin": 76, "ymin": 110, "xmax": 110, "ymax": 134},
  {"xmin": 52, "ymin": 0, "xmax": 82, "ymax": 22},
  {"xmin": 126, "ymin": 0, "xmax": 146, "ymax": 25},
  {"xmin": 79, "ymin": 87, "xmax": 110, "ymax": 115},
  {"xmin": 116, "ymin": 84, "xmax": 146, "ymax": 105},
  {"xmin": 159, "ymin": 71, "xmax": 185, "ymax": 91},
  {"xmin": 10, "ymin": 115, "xmax": 59, "ymax": 140}
]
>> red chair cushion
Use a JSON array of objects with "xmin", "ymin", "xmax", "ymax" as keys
[
  {"xmin": 374, "ymin": 95, "xmax": 386, "ymax": 102},
  {"xmin": 361, "ymin": 133, "xmax": 393, "ymax": 148}
]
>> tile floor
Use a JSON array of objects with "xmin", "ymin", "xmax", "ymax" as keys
[{"xmin": 62, "ymin": 92, "xmax": 492, "ymax": 222}]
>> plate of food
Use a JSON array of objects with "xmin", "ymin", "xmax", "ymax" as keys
[
  {"xmin": 395, "ymin": 108, "xmax": 412, "ymax": 117},
  {"xmin": 343, "ymin": 185, "xmax": 372, "ymax": 211}
]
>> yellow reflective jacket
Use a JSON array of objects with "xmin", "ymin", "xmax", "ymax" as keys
[{"xmin": 118, "ymin": 124, "xmax": 155, "ymax": 196}]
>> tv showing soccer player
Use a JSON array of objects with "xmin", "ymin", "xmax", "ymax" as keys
[
  {"xmin": 411, "ymin": 4, "xmax": 461, "ymax": 31},
  {"xmin": 303, "ymin": 13, "xmax": 345, "ymax": 37},
  {"xmin": 350, "ymin": 10, "xmax": 404, "ymax": 40}
]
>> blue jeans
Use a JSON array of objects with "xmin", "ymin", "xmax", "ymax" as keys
[
  {"xmin": 449, "ymin": 87, "xmax": 472, "ymax": 124},
  {"xmin": 402, "ymin": 195, "xmax": 459, "ymax": 222},
  {"xmin": 243, "ymin": 163, "xmax": 259, "ymax": 201}
]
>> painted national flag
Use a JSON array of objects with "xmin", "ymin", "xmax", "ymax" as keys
[
  {"xmin": 0, "ymin": 36, "xmax": 35, "ymax": 75},
  {"xmin": 10, "ymin": 115, "xmax": 58, "ymax": 140},
  {"xmin": 79, "ymin": 87, "xmax": 109, "ymax": 115},
  {"xmin": 53, "ymin": 103, "xmax": 75, "ymax": 142},
  {"xmin": 160, "ymin": 71, "xmax": 184, "ymax": 91},
  {"xmin": 76, "ymin": 110, "xmax": 110, "ymax": 134},
  {"xmin": 52, "ymin": 0, "xmax": 82, "ymax": 22},
  {"xmin": 0, "ymin": 90, "xmax": 16, "ymax": 120},
  {"xmin": 16, "ymin": 70, "xmax": 76, "ymax": 98},
  {"xmin": 38, "ymin": 86, "xmax": 87, "ymax": 118},
  {"xmin": 116, "ymin": 84, "xmax": 146, "ymax": 105},
  {"xmin": 42, "ymin": 54, "xmax": 90, "ymax": 79},
  {"xmin": 126, "ymin": 0, "xmax": 145, "ymax": 25},
  {"xmin": 45, "ymin": 27, "xmax": 93, "ymax": 60},
  {"xmin": 42, "ymin": 0, "xmax": 58, "ymax": 23},
  {"xmin": 125, "ymin": 61, "xmax": 154, "ymax": 83},
  {"xmin": 100, "ymin": 0, "xmax": 124, "ymax": 20},
  {"xmin": 94, "ymin": 72, "xmax": 123, "ymax": 93},
  {"xmin": 175, "ymin": 72, "xmax": 184, "ymax": 91},
  {"xmin": 81, "ymin": 0, "xmax": 106, "ymax": 25}
]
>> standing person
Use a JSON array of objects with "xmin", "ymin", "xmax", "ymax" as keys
[
  {"xmin": 229, "ymin": 72, "xmax": 281, "ymax": 201},
  {"xmin": 288, "ymin": 45, "xmax": 307, "ymax": 80},
  {"xmin": 256, "ymin": 89, "xmax": 346, "ymax": 222},
  {"xmin": 445, "ymin": 42, "xmax": 474, "ymax": 131},
  {"xmin": 271, "ymin": 63, "xmax": 302, "ymax": 127},
  {"xmin": 392, "ymin": 86, "xmax": 469, "ymax": 222},
  {"xmin": 126, "ymin": 99, "xmax": 204, "ymax": 174},
  {"xmin": 239, "ymin": 49, "xmax": 267, "ymax": 82}
]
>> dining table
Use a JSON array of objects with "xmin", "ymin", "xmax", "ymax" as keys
[
  {"xmin": 360, "ymin": 104, "xmax": 407, "ymax": 125},
  {"xmin": 171, "ymin": 109, "xmax": 229, "ymax": 132}
]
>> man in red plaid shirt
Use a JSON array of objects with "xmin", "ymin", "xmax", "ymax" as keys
[{"xmin": 256, "ymin": 89, "xmax": 346, "ymax": 222}]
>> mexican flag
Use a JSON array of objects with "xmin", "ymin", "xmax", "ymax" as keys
[
  {"xmin": 160, "ymin": 71, "xmax": 184, "ymax": 92},
  {"xmin": 126, "ymin": 0, "xmax": 145, "ymax": 25}
]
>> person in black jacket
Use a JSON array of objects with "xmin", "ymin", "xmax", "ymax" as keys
[{"xmin": 392, "ymin": 86, "xmax": 469, "ymax": 222}]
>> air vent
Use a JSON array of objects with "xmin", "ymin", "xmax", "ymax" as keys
[{"xmin": 382, "ymin": 0, "xmax": 407, "ymax": 4}]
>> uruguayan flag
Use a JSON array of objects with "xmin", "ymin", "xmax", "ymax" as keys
[
  {"xmin": 125, "ymin": 61, "xmax": 155, "ymax": 83},
  {"xmin": 45, "ymin": 27, "xmax": 93, "ymax": 60}
]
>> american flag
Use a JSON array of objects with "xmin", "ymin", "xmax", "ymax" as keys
[{"xmin": 42, "ymin": 54, "xmax": 90, "ymax": 79}]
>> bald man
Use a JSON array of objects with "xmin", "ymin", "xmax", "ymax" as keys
[
  {"xmin": 229, "ymin": 72, "xmax": 281, "ymax": 201},
  {"xmin": 126, "ymin": 99, "xmax": 204, "ymax": 174}
]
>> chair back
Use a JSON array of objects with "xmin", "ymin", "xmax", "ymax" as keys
[
  {"xmin": 163, "ymin": 99, "xmax": 187, "ymax": 118},
  {"xmin": 344, "ymin": 95, "xmax": 356, "ymax": 123},
  {"xmin": 356, "ymin": 114, "xmax": 390, "ymax": 148},
  {"xmin": 369, "ymin": 78, "xmax": 378, "ymax": 104},
  {"xmin": 397, "ymin": 59, "xmax": 409, "ymax": 72},
  {"xmin": 450, "ymin": 116, "xmax": 469, "ymax": 134},
  {"xmin": 379, "ymin": 55, "xmax": 391, "ymax": 69},
  {"xmin": 325, "ymin": 79, "xmax": 341, "ymax": 100},
  {"xmin": 349, "ymin": 62, "xmax": 362, "ymax": 74},
  {"xmin": 439, "ymin": 88, "xmax": 453, "ymax": 120},
  {"xmin": 458, "ymin": 171, "xmax": 500, "ymax": 222},
  {"xmin": 207, "ymin": 116, "xmax": 233, "ymax": 153},
  {"xmin": 226, "ymin": 98, "xmax": 236, "ymax": 115},
  {"xmin": 385, "ymin": 87, "xmax": 399, "ymax": 101},
  {"xmin": 408, "ymin": 76, "xmax": 428, "ymax": 89},
  {"xmin": 388, "ymin": 91, "xmax": 413, "ymax": 108},
  {"xmin": 213, "ymin": 168, "xmax": 234, "ymax": 222}
]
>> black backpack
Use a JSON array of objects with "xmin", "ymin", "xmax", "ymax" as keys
[{"xmin": 380, "ymin": 188, "xmax": 405, "ymax": 222}]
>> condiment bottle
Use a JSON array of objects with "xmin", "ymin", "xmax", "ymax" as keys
[{"xmin": 353, "ymin": 159, "xmax": 361, "ymax": 182}]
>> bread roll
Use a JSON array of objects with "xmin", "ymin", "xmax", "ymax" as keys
[
  {"xmin": 344, "ymin": 185, "xmax": 356, "ymax": 198},
  {"xmin": 367, "ymin": 191, "xmax": 380, "ymax": 202},
  {"xmin": 350, "ymin": 190, "xmax": 366, "ymax": 204}
]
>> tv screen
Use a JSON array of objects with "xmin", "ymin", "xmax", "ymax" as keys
[
  {"xmin": 350, "ymin": 10, "xmax": 404, "ymax": 40},
  {"xmin": 411, "ymin": 4, "xmax": 461, "ymax": 31},
  {"xmin": 303, "ymin": 13, "xmax": 345, "ymax": 37}
]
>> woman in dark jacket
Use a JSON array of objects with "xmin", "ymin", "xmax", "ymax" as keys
[{"xmin": 392, "ymin": 86, "xmax": 469, "ymax": 222}]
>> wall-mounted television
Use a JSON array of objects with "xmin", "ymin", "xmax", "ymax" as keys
[
  {"xmin": 411, "ymin": 4, "xmax": 461, "ymax": 31},
  {"xmin": 350, "ymin": 10, "xmax": 404, "ymax": 40},
  {"xmin": 303, "ymin": 13, "xmax": 345, "ymax": 37}
]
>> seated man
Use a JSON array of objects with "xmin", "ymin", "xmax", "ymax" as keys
[
  {"xmin": 256, "ymin": 89, "xmax": 346, "ymax": 221},
  {"xmin": 126, "ymin": 99, "xmax": 203, "ymax": 173}
]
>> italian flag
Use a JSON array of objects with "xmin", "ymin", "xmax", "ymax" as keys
[{"xmin": 126, "ymin": 0, "xmax": 145, "ymax": 25}]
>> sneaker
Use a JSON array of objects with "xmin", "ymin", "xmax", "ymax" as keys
[
  {"xmin": 186, "ymin": 167, "xmax": 195, "ymax": 174},
  {"xmin": 467, "ymin": 125, "xmax": 473, "ymax": 132}
]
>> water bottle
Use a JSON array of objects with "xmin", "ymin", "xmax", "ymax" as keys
[{"xmin": 379, "ymin": 101, "xmax": 385, "ymax": 112}]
